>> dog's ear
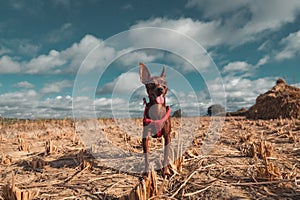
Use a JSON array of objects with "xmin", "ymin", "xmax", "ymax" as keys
[
  {"xmin": 140, "ymin": 63, "xmax": 151, "ymax": 84},
  {"xmin": 160, "ymin": 66, "xmax": 166, "ymax": 78}
]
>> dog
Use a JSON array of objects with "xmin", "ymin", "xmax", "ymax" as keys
[{"xmin": 139, "ymin": 63, "xmax": 171, "ymax": 177}]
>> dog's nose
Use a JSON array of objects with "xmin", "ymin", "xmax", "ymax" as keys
[{"xmin": 157, "ymin": 87, "xmax": 163, "ymax": 94}]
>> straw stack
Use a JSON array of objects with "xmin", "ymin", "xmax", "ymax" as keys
[{"xmin": 246, "ymin": 78, "xmax": 300, "ymax": 119}]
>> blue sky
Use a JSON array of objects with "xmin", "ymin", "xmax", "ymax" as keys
[{"xmin": 0, "ymin": 0, "xmax": 300, "ymax": 118}]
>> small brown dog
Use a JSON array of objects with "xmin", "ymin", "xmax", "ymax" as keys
[{"xmin": 140, "ymin": 63, "xmax": 171, "ymax": 177}]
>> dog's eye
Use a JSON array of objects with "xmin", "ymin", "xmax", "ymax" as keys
[{"xmin": 147, "ymin": 83, "xmax": 156, "ymax": 89}]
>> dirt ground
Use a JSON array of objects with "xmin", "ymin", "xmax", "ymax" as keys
[{"xmin": 0, "ymin": 116, "xmax": 299, "ymax": 199}]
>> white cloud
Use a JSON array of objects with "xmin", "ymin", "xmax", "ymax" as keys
[
  {"xmin": 61, "ymin": 34, "xmax": 116, "ymax": 74},
  {"xmin": 117, "ymin": 50, "xmax": 161, "ymax": 66},
  {"xmin": 242, "ymin": 0, "xmax": 300, "ymax": 34},
  {"xmin": 14, "ymin": 81, "xmax": 35, "ymax": 89},
  {"xmin": 0, "ymin": 75, "xmax": 279, "ymax": 118},
  {"xmin": 256, "ymin": 56, "xmax": 270, "ymax": 67},
  {"xmin": 128, "ymin": 23, "xmax": 216, "ymax": 74},
  {"xmin": 0, "ymin": 29, "xmax": 217, "ymax": 76},
  {"xmin": 0, "ymin": 47, "xmax": 11, "ymax": 55},
  {"xmin": 97, "ymin": 72, "xmax": 142, "ymax": 94},
  {"xmin": 25, "ymin": 50, "xmax": 65, "ymax": 74},
  {"xmin": 2, "ymin": 90, "xmax": 38, "ymax": 102},
  {"xmin": 0, "ymin": 88, "xmax": 75, "ymax": 118},
  {"xmin": 275, "ymin": 30, "xmax": 300, "ymax": 60},
  {"xmin": 131, "ymin": 1, "xmax": 300, "ymax": 49},
  {"xmin": 164, "ymin": 52, "xmax": 210, "ymax": 72},
  {"xmin": 0, "ymin": 34, "xmax": 116, "ymax": 75},
  {"xmin": 94, "ymin": 97, "xmax": 126, "ymax": 108},
  {"xmin": 0, "ymin": 90, "xmax": 73, "ymax": 119},
  {"xmin": 47, "ymin": 22, "xmax": 72, "ymax": 43},
  {"xmin": 167, "ymin": 89, "xmax": 207, "ymax": 116},
  {"xmin": 186, "ymin": 0, "xmax": 300, "ymax": 35},
  {"xmin": 223, "ymin": 61, "xmax": 252, "ymax": 74},
  {"xmin": 1, "ymin": 1, "xmax": 298, "ymax": 77},
  {"xmin": 292, "ymin": 83, "xmax": 300, "ymax": 88},
  {"xmin": 0, "ymin": 90, "xmax": 40, "ymax": 118},
  {"xmin": 258, "ymin": 41, "xmax": 271, "ymax": 51},
  {"xmin": 40, "ymin": 80, "xmax": 72, "ymax": 94},
  {"xmin": 0, "ymin": 30, "xmax": 215, "ymax": 90},
  {"xmin": 131, "ymin": 17, "xmax": 259, "ymax": 50},
  {"xmin": 186, "ymin": 0, "xmax": 249, "ymax": 18},
  {"xmin": 222, "ymin": 56, "xmax": 270, "ymax": 77},
  {"xmin": 131, "ymin": 18, "xmax": 222, "ymax": 48},
  {"xmin": 201, "ymin": 75, "xmax": 277, "ymax": 111},
  {"xmin": 224, "ymin": 76, "xmax": 276, "ymax": 110},
  {"xmin": 1, "ymin": 39, "xmax": 41, "ymax": 57},
  {"xmin": 0, "ymin": 89, "xmax": 130, "ymax": 118},
  {"xmin": 0, "ymin": 56, "xmax": 21, "ymax": 73}
]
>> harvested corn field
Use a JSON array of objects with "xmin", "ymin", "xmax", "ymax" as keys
[{"xmin": 0, "ymin": 116, "xmax": 299, "ymax": 199}]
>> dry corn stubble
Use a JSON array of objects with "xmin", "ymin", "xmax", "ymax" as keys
[{"xmin": 0, "ymin": 116, "xmax": 299, "ymax": 199}]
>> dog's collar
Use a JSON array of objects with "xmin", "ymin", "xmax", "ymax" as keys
[{"xmin": 143, "ymin": 100, "xmax": 171, "ymax": 138}]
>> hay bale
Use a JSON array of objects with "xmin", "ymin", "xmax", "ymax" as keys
[{"xmin": 246, "ymin": 79, "xmax": 300, "ymax": 119}]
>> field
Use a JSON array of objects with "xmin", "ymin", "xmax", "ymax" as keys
[{"xmin": 1, "ymin": 116, "xmax": 300, "ymax": 199}]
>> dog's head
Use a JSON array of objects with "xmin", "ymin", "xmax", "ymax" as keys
[{"xmin": 140, "ymin": 63, "xmax": 168, "ymax": 105}]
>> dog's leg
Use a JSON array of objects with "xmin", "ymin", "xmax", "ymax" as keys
[
  {"xmin": 162, "ymin": 120, "xmax": 171, "ymax": 176},
  {"xmin": 163, "ymin": 135, "xmax": 171, "ymax": 176},
  {"xmin": 142, "ymin": 132, "xmax": 149, "ymax": 177}
]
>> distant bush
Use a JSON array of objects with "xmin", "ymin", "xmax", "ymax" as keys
[
  {"xmin": 172, "ymin": 109, "xmax": 187, "ymax": 118},
  {"xmin": 172, "ymin": 109, "xmax": 182, "ymax": 118},
  {"xmin": 207, "ymin": 104, "xmax": 225, "ymax": 116}
]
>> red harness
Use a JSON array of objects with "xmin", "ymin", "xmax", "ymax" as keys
[{"xmin": 143, "ymin": 100, "xmax": 171, "ymax": 138}]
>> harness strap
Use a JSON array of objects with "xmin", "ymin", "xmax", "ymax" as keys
[{"xmin": 143, "ymin": 103, "xmax": 171, "ymax": 138}]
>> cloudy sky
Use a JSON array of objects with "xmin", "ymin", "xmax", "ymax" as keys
[{"xmin": 1, "ymin": 0, "xmax": 300, "ymax": 118}]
